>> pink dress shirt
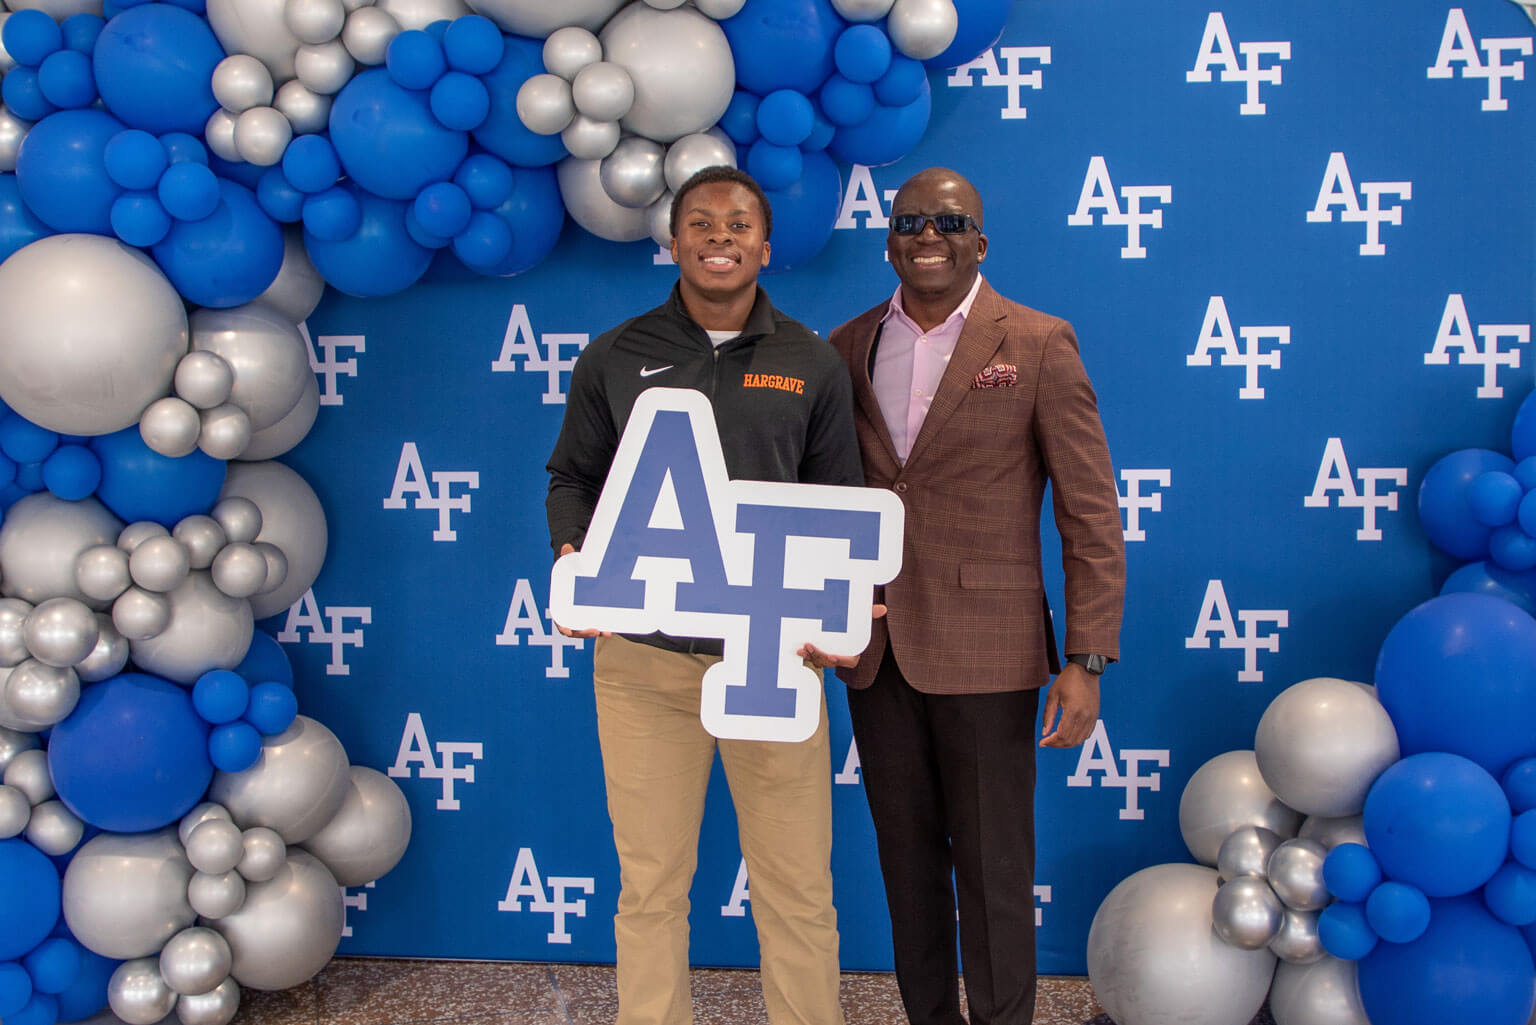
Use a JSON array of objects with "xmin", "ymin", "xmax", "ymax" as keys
[{"xmin": 871, "ymin": 274, "xmax": 986, "ymax": 463}]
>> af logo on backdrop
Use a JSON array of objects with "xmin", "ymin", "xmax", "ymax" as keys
[
  {"xmin": 388, "ymin": 712, "xmax": 483, "ymax": 810},
  {"xmin": 946, "ymin": 44, "xmax": 1051, "ymax": 119},
  {"xmin": 1187, "ymin": 297, "xmax": 1291, "ymax": 400},
  {"xmin": 1305, "ymin": 438, "xmax": 1408, "ymax": 540},
  {"xmin": 301, "ymin": 324, "xmax": 365, "ymax": 406},
  {"xmin": 1425, "ymin": 294, "xmax": 1530, "ymax": 398},
  {"xmin": 550, "ymin": 388, "xmax": 903, "ymax": 743},
  {"xmin": 1067, "ymin": 720, "xmax": 1171, "ymax": 821},
  {"xmin": 491, "ymin": 303, "xmax": 589, "ymax": 405},
  {"xmin": 1118, "ymin": 470, "xmax": 1171, "ymax": 543},
  {"xmin": 1428, "ymin": 8, "xmax": 1531, "ymax": 111},
  {"xmin": 1185, "ymin": 12, "xmax": 1291, "ymax": 115},
  {"xmin": 278, "ymin": 588, "xmax": 370, "ymax": 675},
  {"xmin": 497, "ymin": 847, "xmax": 596, "ymax": 945},
  {"xmin": 383, "ymin": 442, "xmax": 480, "ymax": 541},
  {"xmin": 496, "ymin": 577, "xmax": 585, "ymax": 678},
  {"xmin": 1307, "ymin": 153, "xmax": 1412, "ymax": 256},
  {"xmin": 1185, "ymin": 580, "xmax": 1288, "ymax": 683},
  {"xmin": 1068, "ymin": 157, "xmax": 1172, "ymax": 259}
]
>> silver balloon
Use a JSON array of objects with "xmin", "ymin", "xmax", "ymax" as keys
[
  {"xmin": 210, "ymin": 543, "xmax": 269, "ymax": 600},
  {"xmin": 204, "ymin": 109, "xmax": 241, "ymax": 164},
  {"xmin": 175, "ymin": 351, "xmax": 236, "ymax": 411},
  {"xmin": 829, "ymin": 0, "xmax": 894, "ymax": 20},
  {"xmin": 0, "ymin": 106, "xmax": 33, "ymax": 173},
  {"xmin": 599, "ymin": 136, "xmax": 666, "ymax": 209},
  {"xmin": 252, "ymin": 543, "xmax": 289, "ymax": 595},
  {"xmin": 662, "ymin": 131, "xmax": 735, "ymax": 193},
  {"xmin": 239, "ymin": 370, "xmax": 318, "ymax": 462},
  {"xmin": 1217, "ymin": 825, "xmax": 1282, "ymax": 883},
  {"xmin": 24, "ymin": 596, "xmax": 100, "ymax": 667},
  {"xmin": 180, "ymin": 802, "xmax": 235, "ymax": 846},
  {"xmin": 274, "ymin": 79, "xmax": 333, "ymax": 134},
  {"xmin": 211, "ymin": 849, "xmax": 344, "ymax": 991},
  {"xmin": 238, "ymin": 826, "xmax": 287, "ymax": 883},
  {"xmin": 461, "ymin": 0, "xmax": 623, "ymax": 37},
  {"xmin": 253, "ymin": 228, "xmax": 325, "ymax": 321},
  {"xmin": 1088, "ymin": 863, "xmax": 1275, "ymax": 1025},
  {"xmin": 643, "ymin": 0, "xmax": 685, "ymax": 8},
  {"xmin": 557, "ymin": 156, "xmax": 651, "ymax": 242},
  {"xmin": 191, "ymin": 304, "xmax": 310, "ymax": 433},
  {"xmin": 0, "ymin": 597, "xmax": 33, "ymax": 664},
  {"xmin": 1179, "ymin": 749, "xmax": 1302, "ymax": 866},
  {"xmin": 0, "ymin": 235, "xmax": 188, "ymax": 435},
  {"xmin": 188, "ymin": 870, "xmax": 248, "ymax": 921},
  {"xmin": 64, "ymin": 828, "xmax": 197, "ymax": 959},
  {"xmin": 76, "ymin": 545, "xmax": 132, "ymax": 604},
  {"xmin": 0, "ymin": 493, "xmax": 123, "ymax": 606},
  {"xmin": 206, "ymin": 0, "xmax": 303, "ymax": 84},
  {"xmin": 127, "ymin": 572, "xmax": 254, "ymax": 685},
  {"xmin": 110, "ymin": 959, "xmax": 178, "ymax": 1025},
  {"xmin": 571, "ymin": 61, "xmax": 634, "ymax": 122},
  {"xmin": 26, "ymin": 799, "xmax": 85, "ymax": 856},
  {"xmin": 212, "ymin": 55, "xmax": 275, "ymax": 115},
  {"xmin": 301, "ymin": 766, "xmax": 412, "ymax": 885},
  {"xmin": 1299, "ymin": 814, "xmax": 1368, "ymax": 851},
  {"xmin": 693, "ymin": 0, "xmax": 746, "ymax": 15},
  {"xmin": 542, "ymin": 25, "xmax": 601, "ymax": 81},
  {"xmin": 187, "ymin": 817, "xmax": 247, "ymax": 875},
  {"xmin": 140, "ymin": 397, "xmax": 204, "ymax": 459},
  {"xmin": 199, "ymin": 404, "xmax": 254, "ymax": 461},
  {"xmin": 113, "ymin": 587, "xmax": 172, "ymax": 642},
  {"xmin": 119, "ymin": 521, "xmax": 171, "ymax": 554},
  {"xmin": 211, "ymin": 498, "xmax": 263, "ymax": 546},
  {"xmin": 375, "ymin": 0, "xmax": 468, "ymax": 31},
  {"xmin": 1212, "ymin": 875, "xmax": 1285, "ymax": 950},
  {"xmin": 77, "ymin": 615, "xmax": 130, "ymax": 683},
  {"xmin": 159, "ymin": 927, "xmax": 233, "ymax": 996},
  {"xmin": 1255, "ymin": 678, "xmax": 1399, "ymax": 818},
  {"xmin": 515, "ymin": 73, "xmax": 575, "ymax": 136},
  {"xmin": 340, "ymin": 5, "xmax": 398, "ymax": 65},
  {"xmin": 218, "ymin": 462, "xmax": 328, "ymax": 620},
  {"xmin": 3, "ymin": 659, "xmax": 80, "ymax": 728},
  {"xmin": 0, "ymin": 724, "xmax": 39, "ymax": 772},
  {"xmin": 601, "ymin": 3, "xmax": 733, "ymax": 143},
  {"xmin": 295, "ymin": 40, "xmax": 355, "ymax": 95},
  {"xmin": 0, "ymin": 782, "xmax": 29, "ymax": 837},
  {"xmin": 209, "ymin": 716, "xmax": 351, "ymax": 844},
  {"xmin": 646, "ymin": 189, "xmax": 673, "ymax": 247},
  {"xmin": 1269, "ymin": 908, "xmax": 1325, "ymax": 965},
  {"xmin": 129, "ymin": 537, "xmax": 193, "ymax": 594},
  {"xmin": 1267, "ymin": 838, "xmax": 1329, "ymax": 911},
  {"xmin": 234, "ymin": 105, "xmax": 293, "ymax": 167},
  {"xmin": 887, "ymin": 0, "xmax": 957, "ymax": 60},
  {"xmin": 172, "ymin": 517, "xmax": 229, "ymax": 572},
  {"xmin": 9, "ymin": 0, "xmax": 112, "ymax": 11},
  {"xmin": 284, "ymin": 0, "xmax": 346, "ymax": 45},
  {"xmin": 3, "ymin": 746, "xmax": 52, "ymax": 802},
  {"xmin": 561, "ymin": 114, "xmax": 620, "ymax": 161},
  {"xmin": 1269, "ymin": 956, "xmax": 1370, "ymax": 1025},
  {"xmin": 174, "ymin": 977, "xmax": 240, "ymax": 1025}
]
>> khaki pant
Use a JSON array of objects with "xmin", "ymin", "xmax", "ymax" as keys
[{"xmin": 593, "ymin": 635, "xmax": 844, "ymax": 1025}]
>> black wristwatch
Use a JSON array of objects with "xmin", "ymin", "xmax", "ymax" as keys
[{"xmin": 1066, "ymin": 654, "xmax": 1109, "ymax": 676}]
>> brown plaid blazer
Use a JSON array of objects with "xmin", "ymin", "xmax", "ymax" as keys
[{"xmin": 828, "ymin": 281, "xmax": 1126, "ymax": 695}]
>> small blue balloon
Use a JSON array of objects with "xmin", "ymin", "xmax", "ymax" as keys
[
  {"xmin": 60, "ymin": 13, "xmax": 105, "ymax": 54},
  {"xmin": 1421, "ymin": 448, "xmax": 1515, "ymax": 561},
  {"xmin": 760, "ymin": 148, "xmax": 840, "ymax": 272},
  {"xmin": 0, "ymin": 174, "xmax": 52, "ymax": 264},
  {"xmin": 104, "ymin": 129, "xmax": 169, "ymax": 191},
  {"xmin": 245, "ymin": 679, "xmax": 298, "ymax": 735},
  {"xmin": 818, "ymin": 74, "xmax": 875, "ymax": 127},
  {"xmin": 160, "ymin": 131, "xmax": 208, "ymax": 166},
  {"xmin": 1324, "ymin": 842, "xmax": 1383, "ymax": 903},
  {"xmin": 756, "ymin": 88, "xmax": 814, "ymax": 147},
  {"xmin": 152, "ymin": 178, "xmax": 285, "ymax": 308},
  {"xmin": 1470, "ymin": 470, "xmax": 1522, "ymax": 526},
  {"xmin": 50, "ymin": 948, "xmax": 113, "ymax": 1024},
  {"xmin": 1485, "ymin": 861, "xmax": 1536, "ymax": 926},
  {"xmin": 414, "ymin": 180, "xmax": 471, "ymax": 237},
  {"xmin": 36, "ymin": 50, "xmax": 96, "ymax": 109},
  {"xmin": 156, "ymin": 161, "xmax": 220, "ymax": 222},
  {"xmin": 6, "ymin": 992, "xmax": 57, "ymax": 1025},
  {"xmin": 90, "ymin": 427, "xmax": 226, "ymax": 527},
  {"xmin": 235, "ymin": 632, "xmax": 293, "ymax": 687},
  {"xmin": 404, "ymin": 206, "xmax": 451, "ymax": 249},
  {"xmin": 834, "ymin": 24, "xmax": 892, "ymax": 84},
  {"xmin": 0, "ymin": 961, "xmax": 31, "ymax": 1017},
  {"xmin": 1507, "ymin": 762, "xmax": 1536, "ymax": 815},
  {"xmin": 3, "ymin": 10, "xmax": 63, "ymax": 67},
  {"xmin": 281, "ymin": 134, "xmax": 341, "ymax": 194},
  {"xmin": 1440, "ymin": 560, "xmax": 1536, "ymax": 618},
  {"xmin": 22, "ymin": 938, "xmax": 79, "ymax": 996},
  {"xmin": 329, "ymin": 69, "xmax": 469, "ymax": 200},
  {"xmin": 303, "ymin": 183, "xmax": 433, "ymax": 297},
  {"xmin": 1516, "ymin": 456, "xmax": 1536, "ymax": 492},
  {"xmin": 302, "ymin": 185, "xmax": 363, "ymax": 242},
  {"xmin": 192, "ymin": 669, "xmax": 249, "ymax": 724},
  {"xmin": 0, "ymin": 415, "xmax": 59, "ymax": 464},
  {"xmin": 14, "ymin": 108, "xmax": 124, "ymax": 233},
  {"xmin": 719, "ymin": 89, "xmax": 761, "ymax": 145},
  {"xmin": 1, "ymin": 68, "xmax": 57, "ymax": 122},
  {"xmin": 13, "ymin": 461, "xmax": 41, "ymax": 493},
  {"xmin": 430, "ymin": 70, "xmax": 490, "ymax": 131},
  {"xmin": 92, "ymin": 4, "xmax": 221, "ymax": 134},
  {"xmin": 208, "ymin": 721, "xmax": 262, "ymax": 773},
  {"xmin": 873, "ymin": 54, "xmax": 927, "ymax": 107},
  {"xmin": 256, "ymin": 166, "xmax": 305, "ymax": 223},
  {"xmin": 40, "ymin": 445, "xmax": 100, "ymax": 501},
  {"xmin": 0, "ymin": 839, "xmax": 60, "ymax": 960},
  {"xmin": 719, "ymin": 0, "xmax": 840, "ymax": 95},
  {"xmin": 469, "ymin": 162, "xmax": 562, "ymax": 276},
  {"xmin": 746, "ymin": 139, "xmax": 802, "ymax": 191},
  {"xmin": 109, "ymin": 191, "xmax": 172, "ymax": 247},
  {"xmin": 386, "ymin": 29, "xmax": 447, "ymax": 91},
  {"xmin": 451, "ymin": 208, "xmax": 511, "ymax": 270},
  {"xmin": 443, "ymin": 14, "xmax": 502, "ymax": 74},
  {"xmin": 1490, "ymin": 524, "xmax": 1536, "ymax": 572},
  {"xmin": 471, "ymin": 35, "xmax": 567, "ymax": 168},
  {"xmin": 1319, "ymin": 901, "xmax": 1378, "ymax": 961},
  {"xmin": 831, "ymin": 77, "xmax": 931, "ymax": 167},
  {"xmin": 1519, "ymin": 489, "xmax": 1536, "ymax": 538},
  {"xmin": 801, "ymin": 111, "xmax": 834, "ymax": 152},
  {"xmin": 1513, "ymin": 809, "xmax": 1536, "ymax": 869},
  {"xmin": 454, "ymin": 152, "xmax": 514, "ymax": 209},
  {"xmin": 422, "ymin": 18, "xmax": 449, "ymax": 41},
  {"xmin": 1366, "ymin": 880, "xmax": 1431, "ymax": 942}
]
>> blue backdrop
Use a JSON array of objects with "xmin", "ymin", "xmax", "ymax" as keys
[{"xmin": 276, "ymin": 0, "xmax": 1536, "ymax": 973}]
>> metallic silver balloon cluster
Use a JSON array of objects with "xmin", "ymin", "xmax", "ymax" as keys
[{"xmin": 0, "ymin": 736, "xmax": 85, "ymax": 855}]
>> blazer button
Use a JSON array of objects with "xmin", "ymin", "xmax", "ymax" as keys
[{"xmin": 894, "ymin": 482, "xmax": 908, "ymax": 493}]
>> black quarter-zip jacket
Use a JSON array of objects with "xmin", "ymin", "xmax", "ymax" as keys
[{"xmin": 545, "ymin": 284, "xmax": 864, "ymax": 656}]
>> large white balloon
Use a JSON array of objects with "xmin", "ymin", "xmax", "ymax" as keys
[
  {"xmin": 127, "ymin": 573, "xmax": 255, "ymax": 685},
  {"xmin": 191, "ymin": 304, "xmax": 312, "ymax": 433},
  {"xmin": 0, "ymin": 235, "xmax": 188, "ymax": 435},
  {"xmin": 600, "ymin": 3, "xmax": 733, "ymax": 143},
  {"xmin": 207, "ymin": 0, "xmax": 302, "ymax": 83},
  {"xmin": 1088, "ymin": 863, "xmax": 1275, "ymax": 1025},
  {"xmin": 0, "ymin": 494, "xmax": 123, "ymax": 607},
  {"xmin": 208, "ymin": 716, "xmax": 351, "ymax": 844},
  {"xmin": 557, "ymin": 156, "xmax": 651, "ymax": 242},
  {"xmin": 1179, "ymin": 749, "xmax": 1302, "ymax": 866},
  {"xmin": 211, "ymin": 849, "xmax": 344, "ymax": 991},
  {"xmin": 300, "ymin": 766, "xmax": 412, "ymax": 885},
  {"xmin": 63, "ymin": 828, "xmax": 197, "ymax": 959},
  {"xmin": 1255, "ymin": 678, "xmax": 1399, "ymax": 818},
  {"xmin": 462, "ymin": 0, "xmax": 624, "ymax": 37},
  {"xmin": 218, "ymin": 461, "xmax": 328, "ymax": 619},
  {"xmin": 1269, "ymin": 955, "xmax": 1370, "ymax": 1025},
  {"xmin": 239, "ymin": 370, "xmax": 319, "ymax": 462},
  {"xmin": 254, "ymin": 230, "xmax": 327, "ymax": 322},
  {"xmin": 375, "ymin": 0, "xmax": 469, "ymax": 30}
]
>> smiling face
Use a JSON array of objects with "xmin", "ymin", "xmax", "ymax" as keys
[
  {"xmin": 669, "ymin": 180, "xmax": 771, "ymax": 311},
  {"xmin": 887, "ymin": 170, "xmax": 987, "ymax": 322}
]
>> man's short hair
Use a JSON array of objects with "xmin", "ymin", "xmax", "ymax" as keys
[{"xmin": 669, "ymin": 166, "xmax": 774, "ymax": 241}]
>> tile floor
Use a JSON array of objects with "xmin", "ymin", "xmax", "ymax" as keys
[{"xmin": 233, "ymin": 958, "xmax": 1109, "ymax": 1025}]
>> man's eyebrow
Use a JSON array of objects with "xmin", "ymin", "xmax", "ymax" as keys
[{"xmin": 685, "ymin": 207, "xmax": 754, "ymax": 217}]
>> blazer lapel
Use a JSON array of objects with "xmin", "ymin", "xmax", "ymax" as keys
[
  {"xmin": 904, "ymin": 282, "xmax": 1008, "ymax": 468},
  {"xmin": 849, "ymin": 310, "xmax": 901, "ymax": 471}
]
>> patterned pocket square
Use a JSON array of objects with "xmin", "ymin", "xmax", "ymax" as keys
[{"xmin": 972, "ymin": 363, "xmax": 1018, "ymax": 388}]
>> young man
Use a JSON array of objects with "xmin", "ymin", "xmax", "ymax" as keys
[
  {"xmin": 827, "ymin": 167, "xmax": 1126, "ymax": 1025},
  {"xmin": 546, "ymin": 167, "xmax": 858, "ymax": 1025}
]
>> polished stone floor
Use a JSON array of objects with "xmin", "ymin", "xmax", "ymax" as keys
[{"xmin": 232, "ymin": 958, "xmax": 1107, "ymax": 1025}]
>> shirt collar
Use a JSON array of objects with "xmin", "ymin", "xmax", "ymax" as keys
[{"xmin": 881, "ymin": 274, "xmax": 985, "ymax": 330}]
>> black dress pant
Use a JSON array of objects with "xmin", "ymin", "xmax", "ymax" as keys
[{"xmin": 847, "ymin": 647, "xmax": 1040, "ymax": 1025}]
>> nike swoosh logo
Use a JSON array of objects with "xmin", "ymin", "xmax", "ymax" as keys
[{"xmin": 639, "ymin": 365, "xmax": 674, "ymax": 377}]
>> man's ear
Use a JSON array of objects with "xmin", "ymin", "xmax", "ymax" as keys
[{"xmin": 760, "ymin": 240, "xmax": 771, "ymax": 269}]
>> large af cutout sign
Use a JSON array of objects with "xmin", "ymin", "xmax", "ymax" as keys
[{"xmin": 550, "ymin": 388, "xmax": 904, "ymax": 743}]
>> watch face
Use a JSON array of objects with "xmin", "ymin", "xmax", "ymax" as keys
[{"xmin": 1071, "ymin": 654, "xmax": 1106, "ymax": 675}]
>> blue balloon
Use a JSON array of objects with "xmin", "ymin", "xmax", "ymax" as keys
[
  {"xmin": 7, "ymin": 992, "xmax": 57, "ymax": 1025},
  {"xmin": 472, "ymin": 35, "xmax": 567, "ymax": 168},
  {"xmin": 0, "ymin": 173, "xmax": 52, "ymax": 263},
  {"xmin": 873, "ymin": 54, "xmax": 926, "ymax": 107},
  {"xmin": 719, "ymin": 89, "xmax": 760, "ymax": 145},
  {"xmin": 1420, "ymin": 448, "xmax": 1515, "ymax": 561},
  {"xmin": 1366, "ymin": 880, "xmax": 1431, "ymax": 942},
  {"xmin": 1440, "ymin": 560, "xmax": 1536, "ymax": 618},
  {"xmin": 103, "ymin": 129, "xmax": 168, "ymax": 190},
  {"xmin": 451, "ymin": 208, "xmax": 511, "ymax": 270},
  {"xmin": 37, "ymin": 50, "xmax": 96, "ymax": 109},
  {"xmin": 0, "ymin": 453, "xmax": 15, "ymax": 489},
  {"xmin": 1377, "ymin": 592, "xmax": 1536, "ymax": 776},
  {"xmin": 90, "ymin": 427, "xmax": 226, "ymax": 527},
  {"xmin": 0, "ymin": 415, "xmax": 58, "ymax": 464},
  {"xmin": 1509, "ymin": 765, "xmax": 1536, "ymax": 815},
  {"xmin": 208, "ymin": 720, "xmax": 261, "ymax": 773},
  {"xmin": 192, "ymin": 669, "xmax": 249, "ymax": 724},
  {"xmin": 281, "ymin": 134, "xmax": 341, "ymax": 195},
  {"xmin": 0, "ymin": 961, "xmax": 31, "ymax": 1017},
  {"xmin": 257, "ymin": 167, "xmax": 305, "ymax": 223},
  {"xmin": 50, "ymin": 948, "xmax": 113, "ymax": 1024},
  {"xmin": 1513, "ymin": 809, "xmax": 1536, "ymax": 869},
  {"xmin": 60, "ymin": 13, "xmax": 105, "ymax": 54},
  {"xmin": 443, "ymin": 15, "xmax": 503, "ymax": 74},
  {"xmin": 720, "ymin": 0, "xmax": 842, "ymax": 95},
  {"xmin": 110, "ymin": 191, "xmax": 173, "ymax": 247},
  {"xmin": 1363, "ymin": 752, "xmax": 1511, "ymax": 898},
  {"xmin": 1359, "ymin": 896, "xmax": 1534, "ymax": 1025},
  {"xmin": 1513, "ymin": 391, "xmax": 1536, "ymax": 462},
  {"xmin": 1, "ymin": 68, "xmax": 57, "ymax": 122},
  {"xmin": 92, "ymin": 4, "xmax": 221, "ymax": 134},
  {"xmin": 15, "ymin": 108, "xmax": 125, "ymax": 234},
  {"xmin": 386, "ymin": 29, "xmax": 447, "ymax": 91},
  {"xmin": 152, "ymin": 178, "xmax": 285, "ymax": 307},
  {"xmin": 1486, "ymin": 861, "xmax": 1536, "ymax": 926},
  {"xmin": 1519, "ymin": 490, "xmax": 1536, "ymax": 538},
  {"xmin": 40, "ymin": 445, "xmax": 101, "ymax": 501},
  {"xmin": 0, "ymin": 839, "xmax": 60, "ymax": 960},
  {"xmin": 404, "ymin": 205, "xmax": 451, "ymax": 249},
  {"xmin": 456, "ymin": 162, "xmax": 562, "ymax": 276},
  {"xmin": 414, "ymin": 181, "xmax": 471, "ymax": 237},
  {"xmin": 302, "ymin": 185, "xmax": 364, "ymax": 242},
  {"xmin": 1319, "ymin": 901, "xmax": 1378, "ymax": 961},
  {"xmin": 1471, "ymin": 470, "xmax": 1523, "ymax": 526},
  {"xmin": 303, "ymin": 183, "xmax": 433, "ymax": 297},
  {"xmin": 48, "ymin": 672, "xmax": 213, "ymax": 833},
  {"xmin": 819, "ymin": 74, "xmax": 874, "ymax": 127},
  {"xmin": 234, "ymin": 630, "xmax": 293, "ymax": 687},
  {"xmin": 1324, "ymin": 842, "xmax": 1383, "ymax": 903},
  {"xmin": 22, "ymin": 938, "xmax": 78, "ymax": 996},
  {"xmin": 430, "ymin": 71, "xmax": 490, "ymax": 131},
  {"xmin": 1490, "ymin": 524, "xmax": 1536, "ymax": 572},
  {"xmin": 760, "ymin": 148, "xmax": 840, "ymax": 272},
  {"xmin": 830, "ymin": 76, "xmax": 931, "ymax": 167},
  {"xmin": 834, "ymin": 24, "xmax": 891, "ymax": 84},
  {"xmin": 329, "ymin": 69, "xmax": 469, "ymax": 201},
  {"xmin": 454, "ymin": 152, "xmax": 514, "ymax": 209},
  {"xmin": 156, "ymin": 161, "xmax": 220, "ymax": 222},
  {"xmin": 801, "ymin": 111, "xmax": 834, "ymax": 152},
  {"xmin": 923, "ymin": 0, "xmax": 1011, "ymax": 70},
  {"xmin": 245, "ymin": 680, "xmax": 297, "ymax": 735},
  {"xmin": 15, "ymin": 460, "xmax": 42, "ymax": 493},
  {"xmin": 3, "ymin": 10, "xmax": 62, "ymax": 67},
  {"xmin": 160, "ymin": 131, "xmax": 208, "ymax": 166},
  {"xmin": 756, "ymin": 88, "xmax": 814, "ymax": 147},
  {"xmin": 745, "ymin": 139, "xmax": 802, "ymax": 190}
]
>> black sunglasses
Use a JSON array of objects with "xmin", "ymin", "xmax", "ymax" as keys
[{"xmin": 891, "ymin": 213, "xmax": 979, "ymax": 236}]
